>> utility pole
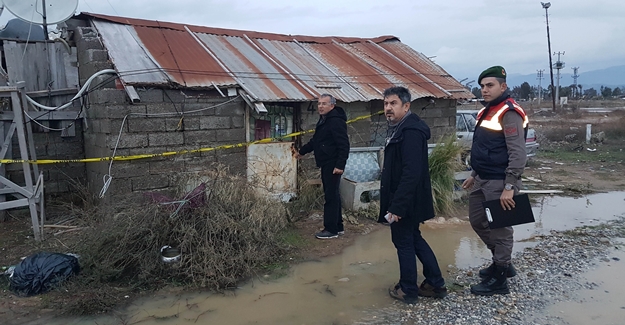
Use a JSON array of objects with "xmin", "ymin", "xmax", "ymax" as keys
[
  {"xmin": 572, "ymin": 67, "xmax": 580, "ymax": 98},
  {"xmin": 554, "ymin": 51, "xmax": 565, "ymax": 106},
  {"xmin": 537, "ymin": 69, "xmax": 544, "ymax": 107},
  {"xmin": 541, "ymin": 2, "xmax": 556, "ymax": 111}
]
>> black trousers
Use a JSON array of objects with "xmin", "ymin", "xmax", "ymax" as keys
[
  {"xmin": 391, "ymin": 220, "xmax": 444, "ymax": 297},
  {"xmin": 320, "ymin": 163, "xmax": 343, "ymax": 234}
]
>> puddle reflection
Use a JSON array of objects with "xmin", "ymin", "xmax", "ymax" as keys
[{"xmin": 31, "ymin": 192, "xmax": 625, "ymax": 325}]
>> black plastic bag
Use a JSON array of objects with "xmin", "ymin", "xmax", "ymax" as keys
[{"xmin": 9, "ymin": 252, "xmax": 80, "ymax": 296}]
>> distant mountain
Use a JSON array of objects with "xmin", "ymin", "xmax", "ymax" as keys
[{"xmin": 506, "ymin": 65, "xmax": 625, "ymax": 91}]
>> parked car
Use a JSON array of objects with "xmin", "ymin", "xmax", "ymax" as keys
[{"xmin": 456, "ymin": 110, "xmax": 539, "ymax": 158}]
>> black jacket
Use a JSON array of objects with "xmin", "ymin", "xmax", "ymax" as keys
[
  {"xmin": 378, "ymin": 113, "xmax": 435, "ymax": 224},
  {"xmin": 299, "ymin": 106, "xmax": 350, "ymax": 169}
]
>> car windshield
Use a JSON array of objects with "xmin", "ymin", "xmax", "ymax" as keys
[{"xmin": 466, "ymin": 113, "xmax": 477, "ymax": 131}]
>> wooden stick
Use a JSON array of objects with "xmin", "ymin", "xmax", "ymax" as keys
[
  {"xmin": 44, "ymin": 225, "xmax": 78, "ymax": 229},
  {"xmin": 53, "ymin": 227, "xmax": 86, "ymax": 236}
]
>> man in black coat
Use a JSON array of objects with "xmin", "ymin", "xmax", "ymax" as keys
[
  {"xmin": 297, "ymin": 94, "xmax": 350, "ymax": 239},
  {"xmin": 379, "ymin": 86, "xmax": 446, "ymax": 303}
]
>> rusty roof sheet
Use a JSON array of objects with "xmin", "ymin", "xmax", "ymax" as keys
[{"xmin": 82, "ymin": 12, "xmax": 472, "ymax": 102}]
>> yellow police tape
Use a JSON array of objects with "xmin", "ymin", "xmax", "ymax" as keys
[{"xmin": 0, "ymin": 110, "xmax": 384, "ymax": 165}]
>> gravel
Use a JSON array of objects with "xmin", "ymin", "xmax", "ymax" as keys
[{"xmin": 354, "ymin": 218, "xmax": 625, "ymax": 325}]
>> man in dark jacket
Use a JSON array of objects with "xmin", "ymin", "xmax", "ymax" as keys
[
  {"xmin": 462, "ymin": 66, "xmax": 528, "ymax": 296},
  {"xmin": 379, "ymin": 86, "xmax": 447, "ymax": 304},
  {"xmin": 296, "ymin": 94, "xmax": 350, "ymax": 239}
]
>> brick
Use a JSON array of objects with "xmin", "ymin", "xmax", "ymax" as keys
[
  {"xmin": 184, "ymin": 130, "xmax": 217, "ymax": 145},
  {"xmin": 90, "ymin": 89, "xmax": 128, "ymax": 105},
  {"xmin": 164, "ymin": 89, "xmax": 186, "ymax": 103},
  {"xmin": 99, "ymin": 119, "xmax": 128, "ymax": 135},
  {"xmin": 76, "ymin": 37, "xmax": 104, "ymax": 53},
  {"xmin": 48, "ymin": 165, "xmax": 86, "ymax": 180},
  {"xmin": 184, "ymin": 156, "xmax": 216, "ymax": 172},
  {"xmin": 108, "ymin": 133, "xmax": 148, "ymax": 149},
  {"xmin": 214, "ymin": 102, "xmax": 245, "ymax": 116},
  {"xmin": 75, "ymin": 27, "xmax": 97, "ymax": 39},
  {"xmin": 232, "ymin": 116, "xmax": 244, "ymax": 128},
  {"xmin": 135, "ymin": 89, "xmax": 164, "ymax": 103},
  {"xmin": 215, "ymin": 128, "xmax": 245, "ymax": 142},
  {"xmin": 105, "ymin": 178, "xmax": 133, "ymax": 198},
  {"xmin": 146, "ymin": 103, "xmax": 180, "ymax": 115},
  {"xmin": 149, "ymin": 132, "xmax": 184, "ymax": 146},
  {"xmin": 166, "ymin": 116, "xmax": 200, "ymax": 131},
  {"xmin": 216, "ymin": 151, "xmax": 246, "ymax": 175},
  {"xmin": 85, "ymin": 104, "xmax": 106, "ymax": 119},
  {"xmin": 132, "ymin": 174, "xmax": 170, "ymax": 191},
  {"xmin": 178, "ymin": 103, "xmax": 216, "ymax": 115},
  {"xmin": 111, "ymin": 162, "xmax": 150, "ymax": 178},
  {"xmin": 128, "ymin": 146, "xmax": 168, "ymax": 156},
  {"xmin": 128, "ymin": 117, "xmax": 167, "ymax": 133},
  {"xmin": 106, "ymin": 105, "xmax": 148, "ymax": 119},
  {"xmin": 78, "ymin": 49, "xmax": 108, "ymax": 65},
  {"xmin": 149, "ymin": 160, "xmax": 186, "ymax": 174},
  {"xmin": 200, "ymin": 116, "xmax": 231, "ymax": 130},
  {"xmin": 420, "ymin": 108, "xmax": 443, "ymax": 118},
  {"xmin": 46, "ymin": 142, "xmax": 85, "ymax": 158},
  {"xmin": 80, "ymin": 61, "xmax": 114, "ymax": 83}
]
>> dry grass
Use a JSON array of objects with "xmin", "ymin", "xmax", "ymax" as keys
[{"xmin": 49, "ymin": 167, "xmax": 290, "ymax": 315}]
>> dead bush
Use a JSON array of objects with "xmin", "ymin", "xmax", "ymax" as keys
[{"xmin": 72, "ymin": 168, "xmax": 289, "ymax": 295}]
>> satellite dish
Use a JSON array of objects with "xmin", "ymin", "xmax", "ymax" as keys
[{"xmin": 2, "ymin": 0, "xmax": 78, "ymax": 25}]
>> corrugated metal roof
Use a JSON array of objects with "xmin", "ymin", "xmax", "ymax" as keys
[{"xmin": 82, "ymin": 12, "xmax": 473, "ymax": 102}]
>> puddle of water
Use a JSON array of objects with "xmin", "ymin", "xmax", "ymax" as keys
[
  {"xmin": 31, "ymin": 192, "xmax": 625, "ymax": 325},
  {"xmin": 545, "ymin": 247, "xmax": 625, "ymax": 325},
  {"xmin": 515, "ymin": 191, "xmax": 625, "ymax": 241}
]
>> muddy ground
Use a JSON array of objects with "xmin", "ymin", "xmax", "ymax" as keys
[{"xmin": 1, "ymin": 107, "xmax": 624, "ymax": 323}]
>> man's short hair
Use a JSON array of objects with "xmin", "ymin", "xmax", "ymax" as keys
[
  {"xmin": 319, "ymin": 93, "xmax": 336, "ymax": 105},
  {"xmin": 383, "ymin": 86, "xmax": 411, "ymax": 105}
]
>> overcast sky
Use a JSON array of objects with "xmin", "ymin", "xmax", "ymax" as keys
[{"xmin": 1, "ymin": 0, "xmax": 623, "ymax": 84}]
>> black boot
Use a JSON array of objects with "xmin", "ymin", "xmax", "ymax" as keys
[
  {"xmin": 471, "ymin": 265, "xmax": 510, "ymax": 296},
  {"xmin": 479, "ymin": 262, "xmax": 517, "ymax": 278}
]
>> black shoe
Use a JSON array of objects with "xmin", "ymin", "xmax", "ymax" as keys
[
  {"xmin": 389, "ymin": 284, "xmax": 418, "ymax": 304},
  {"xmin": 479, "ymin": 262, "xmax": 517, "ymax": 279},
  {"xmin": 338, "ymin": 231, "xmax": 345, "ymax": 236},
  {"xmin": 471, "ymin": 265, "xmax": 510, "ymax": 296},
  {"xmin": 418, "ymin": 280, "xmax": 448, "ymax": 298},
  {"xmin": 315, "ymin": 230, "xmax": 338, "ymax": 239}
]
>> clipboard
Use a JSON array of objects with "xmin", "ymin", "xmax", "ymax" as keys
[{"xmin": 482, "ymin": 193, "xmax": 535, "ymax": 229}]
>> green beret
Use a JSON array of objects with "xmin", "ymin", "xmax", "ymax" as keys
[{"xmin": 478, "ymin": 66, "xmax": 507, "ymax": 84}]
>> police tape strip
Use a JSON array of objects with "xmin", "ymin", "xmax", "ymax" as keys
[{"xmin": 0, "ymin": 110, "xmax": 384, "ymax": 165}]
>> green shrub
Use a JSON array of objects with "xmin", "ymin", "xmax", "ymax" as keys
[{"xmin": 429, "ymin": 137, "xmax": 463, "ymax": 215}]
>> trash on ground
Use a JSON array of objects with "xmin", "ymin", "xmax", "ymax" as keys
[{"xmin": 8, "ymin": 252, "xmax": 80, "ymax": 296}]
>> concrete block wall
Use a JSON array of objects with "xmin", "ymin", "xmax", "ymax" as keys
[
  {"xmin": 73, "ymin": 26, "xmax": 249, "ymax": 199},
  {"xmin": 83, "ymin": 92, "xmax": 247, "ymax": 199},
  {"xmin": 6, "ymin": 122, "xmax": 87, "ymax": 194}
]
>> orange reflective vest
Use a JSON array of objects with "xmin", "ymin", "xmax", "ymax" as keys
[{"xmin": 476, "ymin": 99, "xmax": 529, "ymax": 132}]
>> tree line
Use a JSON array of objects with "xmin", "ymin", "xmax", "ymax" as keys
[{"xmin": 471, "ymin": 83, "xmax": 623, "ymax": 100}]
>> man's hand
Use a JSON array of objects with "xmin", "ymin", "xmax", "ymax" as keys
[
  {"xmin": 333, "ymin": 168, "xmax": 344, "ymax": 175},
  {"xmin": 386, "ymin": 212, "xmax": 402, "ymax": 223},
  {"xmin": 293, "ymin": 152, "xmax": 302, "ymax": 159},
  {"xmin": 500, "ymin": 189, "xmax": 515, "ymax": 210},
  {"xmin": 462, "ymin": 176, "xmax": 475, "ymax": 189}
]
